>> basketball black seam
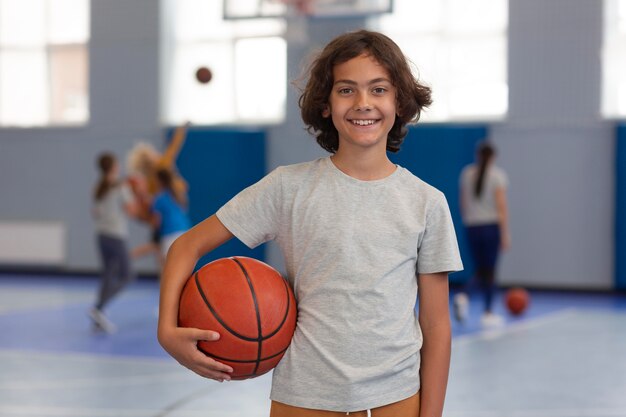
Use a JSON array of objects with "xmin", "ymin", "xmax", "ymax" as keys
[
  {"xmin": 198, "ymin": 345, "xmax": 289, "ymax": 364},
  {"xmin": 194, "ymin": 271, "xmax": 258, "ymax": 342},
  {"xmin": 194, "ymin": 258, "xmax": 292, "ymax": 377},
  {"xmin": 194, "ymin": 273, "xmax": 288, "ymax": 343},
  {"xmin": 262, "ymin": 278, "xmax": 291, "ymax": 340},
  {"xmin": 231, "ymin": 257, "xmax": 263, "ymax": 375}
]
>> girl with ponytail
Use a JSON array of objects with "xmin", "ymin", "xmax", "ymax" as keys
[
  {"xmin": 91, "ymin": 152, "xmax": 139, "ymax": 332},
  {"xmin": 456, "ymin": 141, "xmax": 510, "ymax": 328}
]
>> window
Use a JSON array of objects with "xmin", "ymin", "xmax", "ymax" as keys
[
  {"xmin": 602, "ymin": 0, "xmax": 626, "ymax": 118},
  {"xmin": 163, "ymin": 0, "xmax": 287, "ymax": 125},
  {"xmin": 0, "ymin": 0, "xmax": 89, "ymax": 127},
  {"xmin": 374, "ymin": 0, "xmax": 508, "ymax": 122}
]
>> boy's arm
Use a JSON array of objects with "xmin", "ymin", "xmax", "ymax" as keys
[
  {"xmin": 418, "ymin": 272, "xmax": 452, "ymax": 417},
  {"xmin": 157, "ymin": 214, "xmax": 235, "ymax": 381}
]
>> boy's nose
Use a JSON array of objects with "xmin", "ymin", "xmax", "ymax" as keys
[{"xmin": 353, "ymin": 92, "xmax": 372, "ymax": 111}]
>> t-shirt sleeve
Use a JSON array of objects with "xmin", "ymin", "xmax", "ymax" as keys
[
  {"xmin": 417, "ymin": 192, "xmax": 464, "ymax": 275},
  {"xmin": 496, "ymin": 167, "xmax": 509, "ymax": 189},
  {"xmin": 216, "ymin": 167, "xmax": 283, "ymax": 249}
]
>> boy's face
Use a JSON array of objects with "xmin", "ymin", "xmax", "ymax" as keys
[{"xmin": 323, "ymin": 54, "xmax": 397, "ymax": 153}]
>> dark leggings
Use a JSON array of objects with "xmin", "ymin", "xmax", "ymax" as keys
[
  {"xmin": 465, "ymin": 224, "xmax": 501, "ymax": 313},
  {"xmin": 96, "ymin": 234, "xmax": 134, "ymax": 310}
]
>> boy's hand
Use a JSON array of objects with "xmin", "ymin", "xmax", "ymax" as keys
[{"xmin": 159, "ymin": 326, "xmax": 234, "ymax": 381}]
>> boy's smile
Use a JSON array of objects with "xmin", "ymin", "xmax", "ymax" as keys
[{"xmin": 324, "ymin": 53, "xmax": 397, "ymax": 153}]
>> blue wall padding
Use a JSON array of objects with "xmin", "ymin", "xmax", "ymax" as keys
[
  {"xmin": 173, "ymin": 128, "xmax": 266, "ymax": 269},
  {"xmin": 616, "ymin": 125, "xmax": 626, "ymax": 290},
  {"xmin": 390, "ymin": 125, "xmax": 487, "ymax": 284}
]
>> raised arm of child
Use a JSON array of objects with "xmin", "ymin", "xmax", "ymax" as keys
[
  {"xmin": 160, "ymin": 122, "xmax": 190, "ymax": 168},
  {"xmin": 418, "ymin": 272, "xmax": 452, "ymax": 417},
  {"xmin": 157, "ymin": 214, "xmax": 235, "ymax": 382}
]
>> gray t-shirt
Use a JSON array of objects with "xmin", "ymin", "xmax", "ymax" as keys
[{"xmin": 217, "ymin": 157, "xmax": 463, "ymax": 411}]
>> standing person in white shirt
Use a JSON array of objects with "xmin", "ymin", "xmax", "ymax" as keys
[
  {"xmin": 90, "ymin": 152, "xmax": 140, "ymax": 333},
  {"xmin": 456, "ymin": 141, "xmax": 510, "ymax": 327}
]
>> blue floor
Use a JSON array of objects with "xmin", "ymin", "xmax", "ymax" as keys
[
  {"xmin": 0, "ymin": 275, "xmax": 164, "ymax": 357},
  {"xmin": 1, "ymin": 274, "xmax": 626, "ymax": 417}
]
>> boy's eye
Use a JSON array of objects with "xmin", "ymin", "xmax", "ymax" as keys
[
  {"xmin": 372, "ymin": 87, "xmax": 387, "ymax": 94},
  {"xmin": 338, "ymin": 87, "xmax": 353, "ymax": 95}
]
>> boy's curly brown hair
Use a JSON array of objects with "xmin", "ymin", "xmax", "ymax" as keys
[{"xmin": 298, "ymin": 30, "xmax": 432, "ymax": 154}]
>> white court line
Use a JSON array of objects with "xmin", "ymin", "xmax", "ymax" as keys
[
  {"xmin": 0, "ymin": 371, "xmax": 196, "ymax": 390},
  {"xmin": 0, "ymin": 349, "xmax": 195, "ymax": 390},
  {"xmin": 3, "ymin": 405, "xmax": 626, "ymax": 417},
  {"xmin": 0, "ymin": 405, "xmax": 215, "ymax": 417},
  {"xmin": 0, "ymin": 348, "xmax": 172, "ymax": 364},
  {"xmin": 451, "ymin": 308, "xmax": 579, "ymax": 348},
  {"xmin": 0, "ymin": 286, "xmax": 156, "ymax": 314},
  {"xmin": 447, "ymin": 309, "xmax": 626, "ymax": 417}
]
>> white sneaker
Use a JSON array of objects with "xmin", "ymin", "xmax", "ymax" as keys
[
  {"xmin": 453, "ymin": 293, "xmax": 469, "ymax": 323},
  {"xmin": 89, "ymin": 308, "xmax": 117, "ymax": 333},
  {"xmin": 480, "ymin": 312, "xmax": 504, "ymax": 328}
]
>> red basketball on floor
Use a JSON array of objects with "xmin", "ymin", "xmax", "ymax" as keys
[
  {"xmin": 178, "ymin": 257, "xmax": 297, "ymax": 380},
  {"xmin": 504, "ymin": 287, "xmax": 529, "ymax": 316}
]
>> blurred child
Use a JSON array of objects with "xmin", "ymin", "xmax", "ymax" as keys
[
  {"xmin": 126, "ymin": 123, "xmax": 190, "ymax": 265},
  {"xmin": 90, "ymin": 152, "xmax": 139, "ymax": 333},
  {"xmin": 150, "ymin": 168, "xmax": 191, "ymax": 261},
  {"xmin": 456, "ymin": 141, "xmax": 510, "ymax": 328}
]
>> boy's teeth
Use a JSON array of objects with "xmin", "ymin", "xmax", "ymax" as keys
[{"xmin": 352, "ymin": 119, "xmax": 375, "ymax": 126}]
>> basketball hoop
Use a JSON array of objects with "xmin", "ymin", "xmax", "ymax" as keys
[
  {"xmin": 263, "ymin": 0, "xmax": 311, "ymax": 46},
  {"xmin": 223, "ymin": 0, "xmax": 392, "ymax": 20},
  {"xmin": 268, "ymin": 0, "xmax": 315, "ymax": 16}
]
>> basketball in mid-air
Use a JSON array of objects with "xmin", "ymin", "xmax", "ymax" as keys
[
  {"xmin": 504, "ymin": 287, "xmax": 529, "ymax": 316},
  {"xmin": 178, "ymin": 257, "xmax": 297, "ymax": 380},
  {"xmin": 195, "ymin": 66, "xmax": 213, "ymax": 84}
]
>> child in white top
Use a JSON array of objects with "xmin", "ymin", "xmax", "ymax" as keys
[{"xmin": 457, "ymin": 141, "xmax": 510, "ymax": 327}]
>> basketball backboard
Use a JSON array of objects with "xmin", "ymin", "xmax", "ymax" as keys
[{"xmin": 223, "ymin": 0, "xmax": 393, "ymax": 19}]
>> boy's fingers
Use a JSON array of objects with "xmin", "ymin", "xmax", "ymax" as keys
[
  {"xmin": 187, "ymin": 328, "xmax": 220, "ymax": 342},
  {"xmin": 208, "ymin": 358, "xmax": 234, "ymax": 374},
  {"xmin": 192, "ymin": 351, "xmax": 234, "ymax": 375},
  {"xmin": 200, "ymin": 330, "xmax": 220, "ymax": 341}
]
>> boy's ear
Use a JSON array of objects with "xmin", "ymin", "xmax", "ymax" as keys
[{"xmin": 322, "ymin": 105, "xmax": 331, "ymax": 118}]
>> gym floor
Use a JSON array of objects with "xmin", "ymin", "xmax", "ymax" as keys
[{"xmin": 1, "ymin": 274, "xmax": 625, "ymax": 417}]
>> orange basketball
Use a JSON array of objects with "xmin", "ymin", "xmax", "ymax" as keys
[
  {"xmin": 178, "ymin": 257, "xmax": 297, "ymax": 380},
  {"xmin": 504, "ymin": 287, "xmax": 529, "ymax": 316},
  {"xmin": 195, "ymin": 66, "xmax": 213, "ymax": 84}
]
